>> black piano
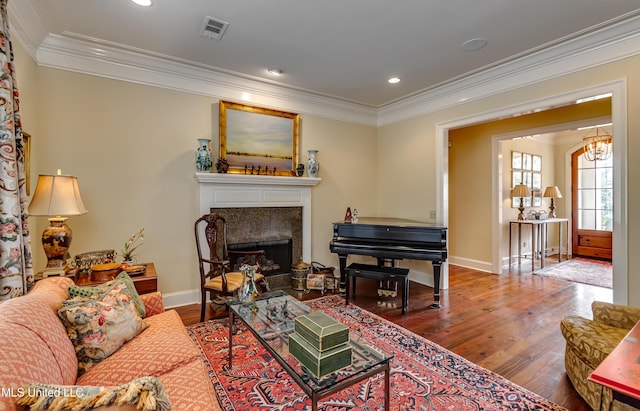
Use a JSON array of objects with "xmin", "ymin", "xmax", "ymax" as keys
[{"xmin": 329, "ymin": 217, "xmax": 448, "ymax": 308}]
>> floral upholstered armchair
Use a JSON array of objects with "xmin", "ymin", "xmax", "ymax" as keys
[{"xmin": 561, "ymin": 301, "xmax": 640, "ymax": 410}]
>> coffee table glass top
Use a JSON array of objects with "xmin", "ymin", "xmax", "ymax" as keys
[{"xmin": 228, "ymin": 290, "xmax": 391, "ymax": 391}]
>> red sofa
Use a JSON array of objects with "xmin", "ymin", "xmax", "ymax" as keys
[{"xmin": 0, "ymin": 276, "xmax": 220, "ymax": 410}]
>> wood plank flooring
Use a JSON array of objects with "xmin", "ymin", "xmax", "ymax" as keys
[{"xmin": 174, "ymin": 260, "xmax": 612, "ymax": 410}]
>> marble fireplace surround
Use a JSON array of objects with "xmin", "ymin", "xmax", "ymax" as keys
[{"xmin": 195, "ymin": 173, "xmax": 321, "ymax": 264}]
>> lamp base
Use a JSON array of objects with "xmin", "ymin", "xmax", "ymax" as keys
[
  {"xmin": 549, "ymin": 198, "xmax": 557, "ymax": 218},
  {"xmin": 517, "ymin": 198, "xmax": 526, "ymax": 220},
  {"xmin": 42, "ymin": 217, "xmax": 72, "ymax": 271},
  {"xmin": 41, "ymin": 266, "xmax": 67, "ymax": 278}
]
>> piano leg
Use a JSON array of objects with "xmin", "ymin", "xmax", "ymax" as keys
[
  {"xmin": 337, "ymin": 254, "xmax": 348, "ymax": 293},
  {"xmin": 431, "ymin": 261, "xmax": 442, "ymax": 308}
]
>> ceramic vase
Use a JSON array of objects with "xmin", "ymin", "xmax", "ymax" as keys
[
  {"xmin": 307, "ymin": 149, "xmax": 319, "ymax": 177},
  {"xmin": 196, "ymin": 138, "xmax": 212, "ymax": 172}
]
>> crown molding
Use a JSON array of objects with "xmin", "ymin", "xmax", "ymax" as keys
[
  {"xmin": 35, "ymin": 34, "xmax": 378, "ymax": 126},
  {"xmin": 8, "ymin": 1, "xmax": 640, "ymax": 128},
  {"xmin": 377, "ymin": 14, "xmax": 640, "ymax": 126}
]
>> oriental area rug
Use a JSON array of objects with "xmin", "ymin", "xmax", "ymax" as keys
[
  {"xmin": 533, "ymin": 257, "xmax": 612, "ymax": 288},
  {"xmin": 187, "ymin": 295, "xmax": 566, "ymax": 411}
]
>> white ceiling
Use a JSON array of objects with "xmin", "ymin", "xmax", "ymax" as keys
[{"xmin": 12, "ymin": 0, "xmax": 640, "ymax": 108}]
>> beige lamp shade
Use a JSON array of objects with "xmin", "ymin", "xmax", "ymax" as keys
[
  {"xmin": 543, "ymin": 186, "xmax": 563, "ymax": 199},
  {"xmin": 28, "ymin": 174, "xmax": 88, "ymax": 217},
  {"xmin": 28, "ymin": 173, "xmax": 88, "ymax": 273},
  {"xmin": 511, "ymin": 184, "xmax": 531, "ymax": 198}
]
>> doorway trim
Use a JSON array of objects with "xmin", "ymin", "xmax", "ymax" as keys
[{"xmin": 436, "ymin": 78, "xmax": 627, "ymax": 304}]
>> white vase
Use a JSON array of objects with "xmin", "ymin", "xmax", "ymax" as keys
[
  {"xmin": 307, "ymin": 150, "xmax": 319, "ymax": 177},
  {"xmin": 196, "ymin": 138, "xmax": 212, "ymax": 171}
]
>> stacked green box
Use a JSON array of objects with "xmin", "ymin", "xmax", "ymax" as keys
[
  {"xmin": 289, "ymin": 312, "xmax": 352, "ymax": 378},
  {"xmin": 294, "ymin": 311, "xmax": 350, "ymax": 351}
]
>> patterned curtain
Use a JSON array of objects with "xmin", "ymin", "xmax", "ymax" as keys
[{"xmin": 0, "ymin": 0, "xmax": 33, "ymax": 300}]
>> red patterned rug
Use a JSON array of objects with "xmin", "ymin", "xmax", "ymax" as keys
[
  {"xmin": 533, "ymin": 257, "xmax": 612, "ymax": 288},
  {"xmin": 187, "ymin": 295, "xmax": 566, "ymax": 411}
]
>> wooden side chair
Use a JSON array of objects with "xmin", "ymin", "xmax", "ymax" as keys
[{"xmin": 194, "ymin": 213, "xmax": 266, "ymax": 322}]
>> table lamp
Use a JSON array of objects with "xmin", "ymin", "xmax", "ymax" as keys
[
  {"xmin": 28, "ymin": 171, "xmax": 88, "ymax": 276},
  {"xmin": 543, "ymin": 186, "xmax": 562, "ymax": 218},
  {"xmin": 511, "ymin": 184, "xmax": 531, "ymax": 221}
]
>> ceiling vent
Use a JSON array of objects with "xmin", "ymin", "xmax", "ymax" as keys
[{"xmin": 200, "ymin": 16, "xmax": 229, "ymax": 41}]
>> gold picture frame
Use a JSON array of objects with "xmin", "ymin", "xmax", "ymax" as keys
[{"xmin": 219, "ymin": 100, "xmax": 299, "ymax": 176}]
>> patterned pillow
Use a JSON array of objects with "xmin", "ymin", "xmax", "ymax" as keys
[
  {"xmin": 16, "ymin": 376, "xmax": 172, "ymax": 411},
  {"xmin": 58, "ymin": 280, "xmax": 148, "ymax": 376},
  {"xmin": 68, "ymin": 271, "xmax": 146, "ymax": 317}
]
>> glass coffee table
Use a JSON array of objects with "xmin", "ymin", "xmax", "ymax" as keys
[{"xmin": 227, "ymin": 290, "xmax": 392, "ymax": 411}]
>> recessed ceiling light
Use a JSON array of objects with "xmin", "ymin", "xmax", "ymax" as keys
[
  {"xmin": 268, "ymin": 68, "xmax": 283, "ymax": 76},
  {"xmin": 131, "ymin": 0, "xmax": 152, "ymax": 5},
  {"xmin": 388, "ymin": 77, "xmax": 400, "ymax": 84},
  {"xmin": 462, "ymin": 38, "xmax": 488, "ymax": 51}
]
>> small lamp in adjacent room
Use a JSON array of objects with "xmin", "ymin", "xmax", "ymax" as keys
[
  {"xmin": 28, "ymin": 170, "xmax": 88, "ymax": 276},
  {"xmin": 511, "ymin": 184, "xmax": 531, "ymax": 221},
  {"xmin": 543, "ymin": 186, "xmax": 563, "ymax": 218}
]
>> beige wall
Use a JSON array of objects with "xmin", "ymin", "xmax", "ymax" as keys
[
  {"xmin": 15, "ymin": 39, "xmax": 640, "ymax": 306},
  {"xmin": 448, "ymin": 99, "xmax": 611, "ymax": 265},
  {"xmin": 14, "ymin": 43, "xmax": 377, "ymax": 299},
  {"xmin": 378, "ymin": 57, "xmax": 639, "ymax": 304}
]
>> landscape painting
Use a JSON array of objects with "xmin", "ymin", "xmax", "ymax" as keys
[{"xmin": 219, "ymin": 101, "xmax": 299, "ymax": 176}]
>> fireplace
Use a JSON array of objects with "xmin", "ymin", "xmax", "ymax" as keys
[
  {"xmin": 210, "ymin": 206, "xmax": 302, "ymax": 276},
  {"xmin": 228, "ymin": 239, "xmax": 292, "ymax": 275},
  {"xmin": 196, "ymin": 173, "xmax": 320, "ymax": 287}
]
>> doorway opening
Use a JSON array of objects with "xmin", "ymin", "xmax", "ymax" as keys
[{"xmin": 438, "ymin": 79, "xmax": 627, "ymax": 304}]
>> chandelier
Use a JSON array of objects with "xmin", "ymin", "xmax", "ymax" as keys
[{"xmin": 582, "ymin": 127, "xmax": 612, "ymax": 162}]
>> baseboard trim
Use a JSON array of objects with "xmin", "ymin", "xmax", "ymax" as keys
[
  {"xmin": 163, "ymin": 289, "xmax": 200, "ymax": 309},
  {"xmin": 448, "ymin": 256, "xmax": 494, "ymax": 273}
]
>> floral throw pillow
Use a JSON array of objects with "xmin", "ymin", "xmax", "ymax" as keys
[
  {"xmin": 68, "ymin": 271, "xmax": 146, "ymax": 317},
  {"xmin": 58, "ymin": 279, "xmax": 148, "ymax": 376}
]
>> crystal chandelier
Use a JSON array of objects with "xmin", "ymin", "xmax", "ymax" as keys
[{"xmin": 582, "ymin": 128, "xmax": 612, "ymax": 161}]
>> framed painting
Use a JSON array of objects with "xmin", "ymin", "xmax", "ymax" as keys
[
  {"xmin": 532, "ymin": 154, "xmax": 542, "ymax": 172},
  {"xmin": 522, "ymin": 153, "xmax": 532, "ymax": 170},
  {"xmin": 512, "ymin": 151, "xmax": 522, "ymax": 169},
  {"xmin": 219, "ymin": 100, "xmax": 299, "ymax": 176}
]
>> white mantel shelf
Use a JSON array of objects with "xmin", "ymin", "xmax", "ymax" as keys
[
  {"xmin": 195, "ymin": 172, "xmax": 321, "ymax": 187},
  {"xmin": 195, "ymin": 172, "xmax": 320, "ymax": 262}
]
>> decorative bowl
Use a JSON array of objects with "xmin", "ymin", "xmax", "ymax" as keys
[{"xmin": 90, "ymin": 263, "xmax": 122, "ymax": 282}]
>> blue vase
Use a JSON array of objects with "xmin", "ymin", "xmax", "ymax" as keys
[
  {"xmin": 307, "ymin": 150, "xmax": 319, "ymax": 177},
  {"xmin": 196, "ymin": 139, "xmax": 212, "ymax": 171}
]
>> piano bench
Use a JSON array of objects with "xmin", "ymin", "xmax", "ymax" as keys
[{"xmin": 346, "ymin": 263, "xmax": 410, "ymax": 314}]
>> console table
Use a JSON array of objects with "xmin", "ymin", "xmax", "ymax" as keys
[{"xmin": 509, "ymin": 218, "xmax": 569, "ymax": 270}]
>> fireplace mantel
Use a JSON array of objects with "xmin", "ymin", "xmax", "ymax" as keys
[
  {"xmin": 195, "ymin": 172, "xmax": 321, "ymax": 187},
  {"xmin": 195, "ymin": 172, "xmax": 320, "ymax": 262}
]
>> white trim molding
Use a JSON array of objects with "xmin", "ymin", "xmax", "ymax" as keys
[
  {"xmin": 8, "ymin": 0, "xmax": 640, "ymax": 127},
  {"xmin": 195, "ymin": 173, "xmax": 320, "ymax": 263}
]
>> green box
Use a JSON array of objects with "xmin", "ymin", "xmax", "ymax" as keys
[
  {"xmin": 289, "ymin": 332, "xmax": 352, "ymax": 378},
  {"xmin": 294, "ymin": 311, "xmax": 349, "ymax": 352}
]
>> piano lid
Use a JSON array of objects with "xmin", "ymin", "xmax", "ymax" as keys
[{"xmin": 334, "ymin": 217, "xmax": 445, "ymax": 229}]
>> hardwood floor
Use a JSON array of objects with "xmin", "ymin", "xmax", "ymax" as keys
[{"xmin": 174, "ymin": 259, "xmax": 612, "ymax": 410}]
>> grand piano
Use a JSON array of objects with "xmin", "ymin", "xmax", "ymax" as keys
[{"xmin": 329, "ymin": 217, "xmax": 448, "ymax": 308}]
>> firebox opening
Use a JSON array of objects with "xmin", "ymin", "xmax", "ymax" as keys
[{"xmin": 228, "ymin": 239, "xmax": 292, "ymax": 276}]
